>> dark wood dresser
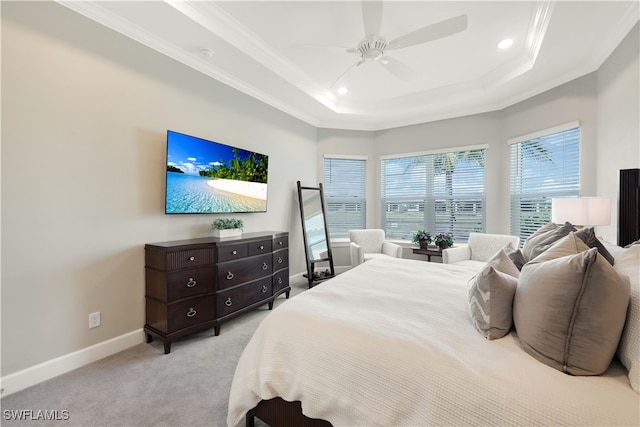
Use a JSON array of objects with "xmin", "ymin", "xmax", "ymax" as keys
[{"xmin": 144, "ymin": 231, "xmax": 290, "ymax": 354}]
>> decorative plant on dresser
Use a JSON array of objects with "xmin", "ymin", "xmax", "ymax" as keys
[{"xmin": 144, "ymin": 231, "xmax": 289, "ymax": 353}]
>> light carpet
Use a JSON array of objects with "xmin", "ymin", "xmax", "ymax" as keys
[{"xmin": 1, "ymin": 278, "xmax": 309, "ymax": 427}]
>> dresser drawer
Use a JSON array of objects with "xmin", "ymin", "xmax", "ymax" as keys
[
  {"xmin": 273, "ymin": 249, "xmax": 289, "ymax": 271},
  {"xmin": 273, "ymin": 235, "xmax": 288, "ymax": 250},
  {"xmin": 167, "ymin": 248, "xmax": 214, "ymax": 270},
  {"xmin": 146, "ymin": 267, "xmax": 214, "ymax": 301},
  {"xmin": 273, "ymin": 269, "xmax": 289, "ymax": 294},
  {"xmin": 166, "ymin": 296, "xmax": 215, "ymax": 333},
  {"xmin": 216, "ymin": 243, "xmax": 248, "ymax": 263},
  {"xmin": 166, "ymin": 268, "xmax": 214, "ymax": 300},
  {"xmin": 146, "ymin": 295, "xmax": 214, "ymax": 334},
  {"xmin": 217, "ymin": 278, "xmax": 272, "ymax": 317},
  {"xmin": 248, "ymin": 239, "xmax": 272, "ymax": 256},
  {"xmin": 216, "ymin": 253, "xmax": 272, "ymax": 290}
]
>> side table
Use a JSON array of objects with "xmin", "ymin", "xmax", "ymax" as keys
[{"xmin": 412, "ymin": 247, "xmax": 443, "ymax": 262}]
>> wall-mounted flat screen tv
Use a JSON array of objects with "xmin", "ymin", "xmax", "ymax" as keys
[{"xmin": 165, "ymin": 130, "xmax": 268, "ymax": 214}]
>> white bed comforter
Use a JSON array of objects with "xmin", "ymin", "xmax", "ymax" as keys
[{"xmin": 227, "ymin": 257, "xmax": 639, "ymax": 427}]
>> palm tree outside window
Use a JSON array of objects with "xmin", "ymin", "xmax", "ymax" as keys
[
  {"xmin": 509, "ymin": 122, "xmax": 580, "ymax": 243},
  {"xmin": 381, "ymin": 147, "xmax": 487, "ymax": 242}
]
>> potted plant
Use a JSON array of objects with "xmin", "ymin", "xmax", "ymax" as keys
[
  {"xmin": 211, "ymin": 218, "xmax": 244, "ymax": 238},
  {"xmin": 434, "ymin": 232, "xmax": 454, "ymax": 249},
  {"xmin": 412, "ymin": 230, "xmax": 432, "ymax": 249}
]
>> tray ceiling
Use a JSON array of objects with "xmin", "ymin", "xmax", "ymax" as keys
[{"xmin": 58, "ymin": 1, "xmax": 639, "ymax": 131}]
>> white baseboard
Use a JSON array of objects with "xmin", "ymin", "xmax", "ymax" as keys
[{"xmin": 0, "ymin": 329, "xmax": 145, "ymax": 397}]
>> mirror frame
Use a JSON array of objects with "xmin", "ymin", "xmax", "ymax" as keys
[{"xmin": 297, "ymin": 181, "xmax": 335, "ymax": 287}]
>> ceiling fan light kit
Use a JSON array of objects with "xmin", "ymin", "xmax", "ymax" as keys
[{"xmin": 358, "ymin": 38, "xmax": 387, "ymax": 61}]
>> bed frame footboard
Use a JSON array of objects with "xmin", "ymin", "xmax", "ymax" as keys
[{"xmin": 246, "ymin": 397, "xmax": 332, "ymax": 427}]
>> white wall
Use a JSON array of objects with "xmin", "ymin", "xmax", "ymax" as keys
[
  {"xmin": 1, "ymin": 2, "xmax": 316, "ymax": 379},
  {"xmin": 597, "ymin": 23, "xmax": 640, "ymax": 243}
]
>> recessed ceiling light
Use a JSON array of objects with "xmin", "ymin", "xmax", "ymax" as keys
[
  {"xmin": 498, "ymin": 39, "xmax": 514, "ymax": 50},
  {"xmin": 337, "ymin": 87, "xmax": 348, "ymax": 95}
]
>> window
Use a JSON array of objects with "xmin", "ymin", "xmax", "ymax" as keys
[
  {"xmin": 323, "ymin": 156, "xmax": 366, "ymax": 238},
  {"xmin": 509, "ymin": 122, "xmax": 580, "ymax": 243},
  {"xmin": 381, "ymin": 147, "xmax": 487, "ymax": 241}
]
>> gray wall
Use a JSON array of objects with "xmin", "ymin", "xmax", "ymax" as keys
[
  {"xmin": 1, "ymin": 2, "xmax": 316, "ymax": 376},
  {"xmin": 1, "ymin": 3, "xmax": 638, "ymax": 382}
]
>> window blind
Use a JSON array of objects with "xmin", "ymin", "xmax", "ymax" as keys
[
  {"xmin": 509, "ymin": 125, "xmax": 580, "ymax": 243},
  {"xmin": 381, "ymin": 149, "xmax": 486, "ymax": 241},
  {"xmin": 323, "ymin": 157, "xmax": 366, "ymax": 238}
]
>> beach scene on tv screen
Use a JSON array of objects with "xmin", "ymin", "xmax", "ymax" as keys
[{"xmin": 166, "ymin": 132, "xmax": 268, "ymax": 213}]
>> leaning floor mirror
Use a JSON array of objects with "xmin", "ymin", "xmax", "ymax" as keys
[{"xmin": 297, "ymin": 181, "xmax": 335, "ymax": 287}]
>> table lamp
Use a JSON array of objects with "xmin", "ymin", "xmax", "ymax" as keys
[{"xmin": 551, "ymin": 197, "xmax": 611, "ymax": 229}]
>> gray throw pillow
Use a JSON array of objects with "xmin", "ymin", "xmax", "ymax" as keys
[
  {"xmin": 467, "ymin": 248, "xmax": 519, "ymax": 340},
  {"xmin": 513, "ymin": 246, "xmax": 631, "ymax": 375},
  {"xmin": 521, "ymin": 221, "xmax": 576, "ymax": 261},
  {"xmin": 575, "ymin": 227, "xmax": 615, "ymax": 265},
  {"xmin": 505, "ymin": 247, "xmax": 526, "ymax": 271}
]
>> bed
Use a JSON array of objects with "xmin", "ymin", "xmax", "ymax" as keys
[{"xmin": 227, "ymin": 241, "xmax": 639, "ymax": 427}]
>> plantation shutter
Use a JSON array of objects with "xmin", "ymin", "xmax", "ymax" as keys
[
  {"xmin": 381, "ymin": 148, "xmax": 486, "ymax": 241},
  {"xmin": 509, "ymin": 122, "xmax": 580, "ymax": 243},
  {"xmin": 323, "ymin": 156, "xmax": 366, "ymax": 238}
]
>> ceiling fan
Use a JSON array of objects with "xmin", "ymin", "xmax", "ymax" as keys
[{"xmin": 330, "ymin": 1, "xmax": 468, "ymax": 88}]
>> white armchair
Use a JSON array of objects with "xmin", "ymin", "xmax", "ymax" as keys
[
  {"xmin": 349, "ymin": 229, "xmax": 402, "ymax": 266},
  {"xmin": 442, "ymin": 232, "xmax": 520, "ymax": 268}
]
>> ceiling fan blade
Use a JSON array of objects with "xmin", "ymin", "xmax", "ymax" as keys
[
  {"xmin": 362, "ymin": 0, "xmax": 383, "ymax": 38},
  {"xmin": 388, "ymin": 14, "xmax": 467, "ymax": 50},
  {"xmin": 330, "ymin": 61, "xmax": 363, "ymax": 88},
  {"xmin": 380, "ymin": 56, "xmax": 417, "ymax": 81}
]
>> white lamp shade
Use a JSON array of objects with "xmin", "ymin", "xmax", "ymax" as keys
[{"xmin": 551, "ymin": 197, "xmax": 611, "ymax": 226}]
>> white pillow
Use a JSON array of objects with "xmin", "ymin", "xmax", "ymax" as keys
[{"xmin": 614, "ymin": 244, "xmax": 640, "ymax": 393}]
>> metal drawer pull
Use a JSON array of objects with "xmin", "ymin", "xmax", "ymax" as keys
[
  {"xmin": 226, "ymin": 272, "xmax": 234, "ymax": 280},
  {"xmin": 259, "ymin": 245, "xmax": 264, "ymax": 250},
  {"xmin": 278, "ymin": 241, "xmax": 283, "ymax": 246},
  {"xmin": 186, "ymin": 308, "xmax": 197, "ymax": 318},
  {"xmin": 225, "ymin": 298, "xmax": 232, "ymax": 307},
  {"xmin": 262, "ymin": 263, "xmax": 268, "ymax": 270},
  {"xmin": 186, "ymin": 278, "xmax": 197, "ymax": 288},
  {"xmin": 189, "ymin": 256, "xmax": 195, "ymax": 261},
  {"xmin": 262, "ymin": 285, "xmax": 268, "ymax": 293},
  {"xmin": 277, "ymin": 277, "xmax": 283, "ymax": 285},
  {"xmin": 277, "ymin": 257, "xmax": 283, "ymax": 264},
  {"xmin": 232, "ymin": 250, "xmax": 237, "ymax": 255}
]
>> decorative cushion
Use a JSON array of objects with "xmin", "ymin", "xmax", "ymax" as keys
[
  {"xmin": 520, "ymin": 221, "xmax": 556, "ymax": 260},
  {"xmin": 534, "ymin": 231, "xmax": 589, "ymax": 259},
  {"xmin": 505, "ymin": 247, "xmax": 526, "ymax": 271},
  {"xmin": 574, "ymin": 227, "xmax": 615, "ymax": 265},
  {"xmin": 521, "ymin": 221, "xmax": 576, "ymax": 262},
  {"xmin": 513, "ymin": 245, "xmax": 631, "ymax": 376},
  {"xmin": 614, "ymin": 244, "xmax": 640, "ymax": 393},
  {"xmin": 467, "ymin": 248, "xmax": 519, "ymax": 340}
]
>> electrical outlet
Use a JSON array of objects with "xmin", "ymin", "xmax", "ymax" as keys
[{"xmin": 89, "ymin": 312, "xmax": 101, "ymax": 329}]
